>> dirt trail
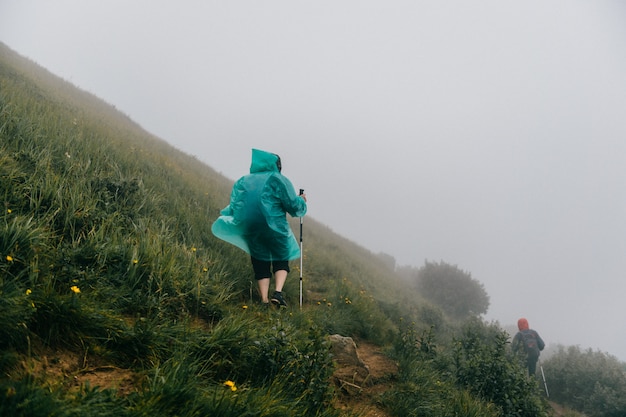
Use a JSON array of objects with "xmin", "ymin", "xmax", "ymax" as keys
[{"xmin": 332, "ymin": 341, "xmax": 398, "ymax": 417}]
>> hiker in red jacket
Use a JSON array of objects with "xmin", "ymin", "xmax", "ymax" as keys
[{"xmin": 512, "ymin": 318, "xmax": 545, "ymax": 376}]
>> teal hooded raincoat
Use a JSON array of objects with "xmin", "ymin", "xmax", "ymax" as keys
[{"xmin": 211, "ymin": 149, "xmax": 307, "ymax": 261}]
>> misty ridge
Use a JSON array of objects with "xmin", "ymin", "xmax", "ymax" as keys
[{"xmin": 1, "ymin": 42, "xmax": 626, "ymax": 417}]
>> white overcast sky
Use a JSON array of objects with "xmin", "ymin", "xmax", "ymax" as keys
[{"xmin": 2, "ymin": 0, "xmax": 626, "ymax": 360}]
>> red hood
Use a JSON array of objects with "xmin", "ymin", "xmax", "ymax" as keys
[{"xmin": 517, "ymin": 318, "xmax": 529, "ymax": 331}]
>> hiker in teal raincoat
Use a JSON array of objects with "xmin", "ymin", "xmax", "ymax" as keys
[{"xmin": 211, "ymin": 149, "xmax": 307, "ymax": 307}]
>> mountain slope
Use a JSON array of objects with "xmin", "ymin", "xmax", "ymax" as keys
[
  {"xmin": 0, "ymin": 41, "xmax": 419, "ymax": 417},
  {"xmin": 0, "ymin": 42, "xmax": 564, "ymax": 417}
]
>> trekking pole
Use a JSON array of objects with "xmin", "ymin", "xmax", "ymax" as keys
[
  {"xmin": 299, "ymin": 189, "xmax": 304, "ymax": 309},
  {"xmin": 540, "ymin": 365, "xmax": 549, "ymax": 397}
]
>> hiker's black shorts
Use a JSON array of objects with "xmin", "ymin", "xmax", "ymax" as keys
[{"xmin": 251, "ymin": 257, "xmax": 290, "ymax": 280}]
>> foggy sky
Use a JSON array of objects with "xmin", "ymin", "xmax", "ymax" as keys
[{"xmin": 2, "ymin": 1, "xmax": 626, "ymax": 360}]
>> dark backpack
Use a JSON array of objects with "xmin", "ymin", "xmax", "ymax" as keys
[{"xmin": 520, "ymin": 330, "xmax": 540, "ymax": 357}]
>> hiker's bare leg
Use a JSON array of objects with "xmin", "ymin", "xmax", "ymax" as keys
[
  {"xmin": 274, "ymin": 270, "xmax": 288, "ymax": 292},
  {"xmin": 257, "ymin": 278, "xmax": 270, "ymax": 303}
]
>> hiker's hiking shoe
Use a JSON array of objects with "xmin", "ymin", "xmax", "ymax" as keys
[{"xmin": 270, "ymin": 291, "xmax": 287, "ymax": 308}]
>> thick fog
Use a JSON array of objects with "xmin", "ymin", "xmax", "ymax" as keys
[{"xmin": 2, "ymin": 1, "xmax": 626, "ymax": 360}]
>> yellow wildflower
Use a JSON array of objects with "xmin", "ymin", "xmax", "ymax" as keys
[
  {"xmin": 192, "ymin": 247, "xmax": 197, "ymax": 252},
  {"xmin": 6, "ymin": 255, "xmax": 13, "ymax": 262},
  {"xmin": 203, "ymin": 267, "xmax": 208, "ymax": 272},
  {"xmin": 25, "ymin": 289, "xmax": 32, "ymax": 295},
  {"xmin": 7, "ymin": 209, "xmax": 11, "ymax": 214},
  {"xmin": 70, "ymin": 286, "xmax": 81, "ymax": 294},
  {"xmin": 223, "ymin": 380, "xmax": 237, "ymax": 391},
  {"xmin": 242, "ymin": 305, "xmax": 248, "ymax": 309},
  {"xmin": 133, "ymin": 259, "xmax": 139, "ymax": 264}
]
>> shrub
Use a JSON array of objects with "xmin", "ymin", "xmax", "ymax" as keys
[
  {"xmin": 415, "ymin": 261, "xmax": 489, "ymax": 318},
  {"xmin": 384, "ymin": 322, "xmax": 498, "ymax": 417},
  {"xmin": 543, "ymin": 345, "xmax": 626, "ymax": 417},
  {"xmin": 449, "ymin": 319, "xmax": 547, "ymax": 417}
]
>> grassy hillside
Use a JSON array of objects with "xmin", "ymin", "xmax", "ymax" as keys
[
  {"xmin": 0, "ymin": 41, "xmax": 413, "ymax": 416},
  {"xmin": 1, "ymin": 42, "xmax": 611, "ymax": 417}
]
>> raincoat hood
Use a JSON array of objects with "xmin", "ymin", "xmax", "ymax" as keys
[
  {"xmin": 517, "ymin": 318, "xmax": 529, "ymax": 331},
  {"xmin": 250, "ymin": 149, "xmax": 281, "ymax": 174}
]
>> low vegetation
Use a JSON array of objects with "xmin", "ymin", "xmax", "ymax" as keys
[
  {"xmin": 1, "ymin": 42, "xmax": 624, "ymax": 416},
  {"xmin": 542, "ymin": 345, "xmax": 626, "ymax": 417}
]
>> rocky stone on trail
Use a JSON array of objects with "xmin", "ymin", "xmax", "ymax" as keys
[
  {"xmin": 329, "ymin": 334, "xmax": 371, "ymax": 394},
  {"xmin": 329, "ymin": 335, "xmax": 399, "ymax": 417}
]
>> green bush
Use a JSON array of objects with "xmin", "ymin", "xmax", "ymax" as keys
[
  {"xmin": 382, "ymin": 380, "xmax": 499, "ymax": 417},
  {"xmin": 543, "ymin": 345, "xmax": 626, "ymax": 417},
  {"xmin": 385, "ymin": 319, "xmax": 548, "ymax": 417},
  {"xmin": 384, "ymin": 322, "xmax": 498, "ymax": 417},
  {"xmin": 449, "ymin": 319, "xmax": 547, "ymax": 417},
  {"xmin": 414, "ymin": 261, "xmax": 490, "ymax": 319}
]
